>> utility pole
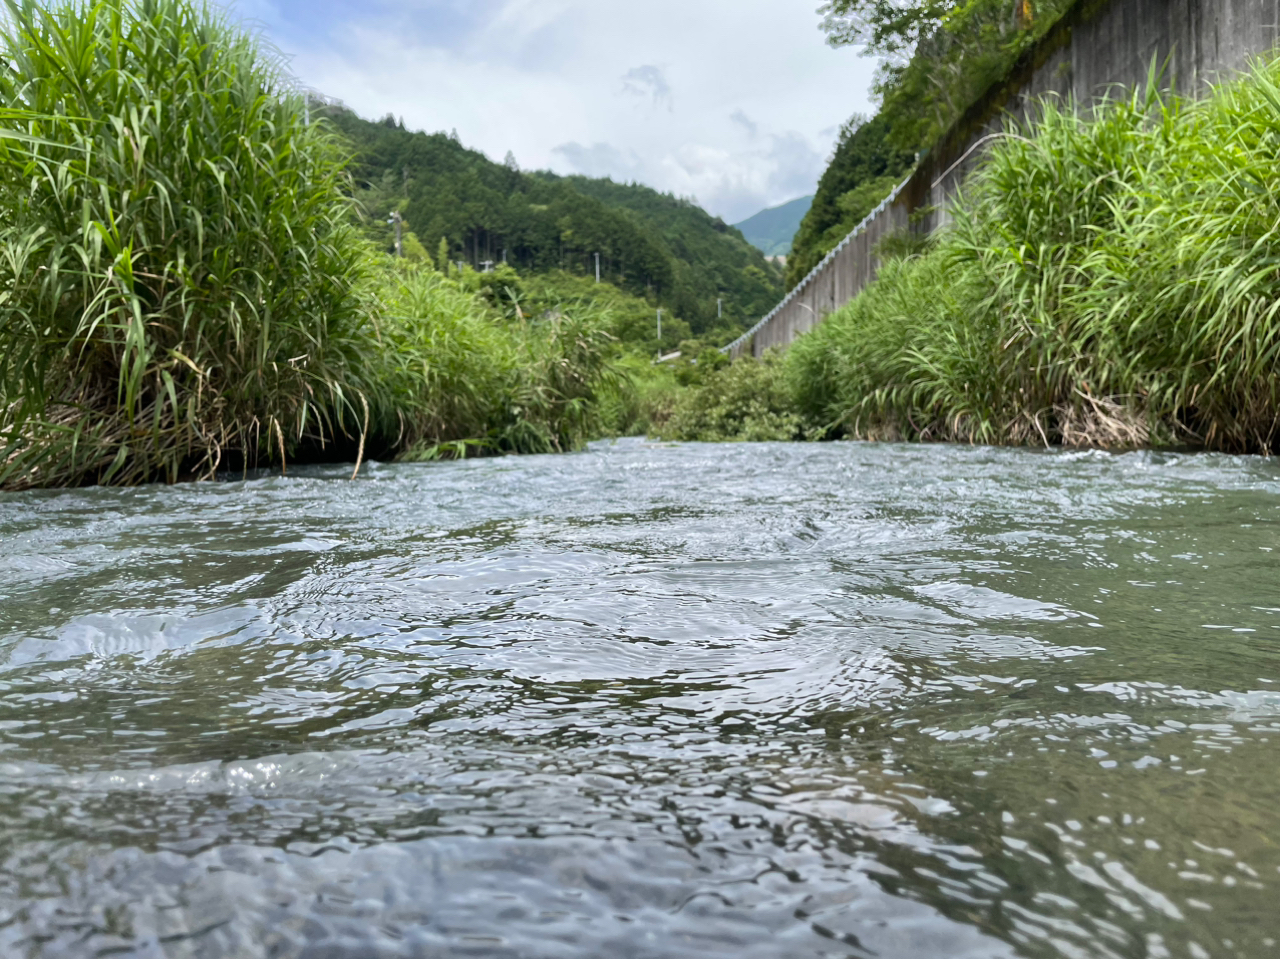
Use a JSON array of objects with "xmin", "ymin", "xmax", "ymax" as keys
[
  {"xmin": 717, "ymin": 298, "xmax": 723, "ymax": 319},
  {"xmin": 656, "ymin": 308, "xmax": 663, "ymax": 350},
  {"xmin": 388, "ymin": 211, "xmax": 403, "ymax": 258},
  {"xmin": 594, "ymin": 252, "xmax": 601, "ymax": 283}
]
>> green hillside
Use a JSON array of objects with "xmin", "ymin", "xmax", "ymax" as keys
[
  {"xmin": 785, "ymin": 115, "xmax": 915, "ymax": 289},
  {"xmin": 733, "ymin": 195, "xmax": 812, "ymax": 257},
  {"xmin": 540, "ymin": 173, "xmax": 785, "ymax": 326},
  {"xmin": 322, "ymin": 109, "xmax": 783, "ymax": 336}
]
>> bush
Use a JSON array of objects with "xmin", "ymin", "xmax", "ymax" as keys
[
  {"xmin": 381, "ymin": 265, "xmax": 620, "ymax": 458},
  {"xmin": 593, "ymin": 355, "xmax": 679, "ymax": 437},
  {"xmin": 654, "ymin": 353, "xmax": 811, "ymax": 442}
]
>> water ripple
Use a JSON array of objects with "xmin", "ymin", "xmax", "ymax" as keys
[{"xmin": 1, "ymin": 439, "xmax": 1278, "ymax": 957}]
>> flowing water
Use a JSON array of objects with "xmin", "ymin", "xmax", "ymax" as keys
[{"xmin": 0, "ymin": 439, "xmax": 1278, "ymax": 959}]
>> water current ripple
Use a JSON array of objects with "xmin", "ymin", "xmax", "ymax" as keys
[{"xmin": 0, "ymin": 440, "xmax": 1278, "ymax": 958}]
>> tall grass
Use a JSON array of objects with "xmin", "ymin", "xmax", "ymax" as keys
[
  {"xmin": 0, "ymin": 0, "xmax": 625, "ymax": 490},
  {"xmin": 377, "ymin": 264, "xmax": 620, "ymax": 459},
  {"xmin": 0, "ymin": 0, "xmax": 378, "ymax": 488},
  {"xmin": 788, "ymin": 55, "xmax": 1280, "ymax": 453}
]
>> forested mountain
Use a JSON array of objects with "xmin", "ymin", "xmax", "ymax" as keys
[
  {"xmin": 733, "ymin": 195, "xmax": 813, "ymax": 257},
  {"xmin": 322, "ymin": 108, "xmax": 783, "ymax": 335},
  {"xmin": 785, "ymin": 115, "xmax": 914, "ymax": 289},
  {"xmin": 539, "ymin": 173, "xmax": 785, "ymax": 324}
]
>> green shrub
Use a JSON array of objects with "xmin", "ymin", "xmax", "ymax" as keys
[
  {"xmin": 594, "ymin": 355, "xmax": 680, "ymax": 437},
  {"xmin": 381, "ymin": 265, "xmax": 620, "ymax": 458},
  {"xmin": 655, "ymin": 353, "xmax": 811, "ymax": 442}
]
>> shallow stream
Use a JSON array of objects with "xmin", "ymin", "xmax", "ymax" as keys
[{"xmin": 1, "ymin": 440, "xmax": 1278, "ymax": 958}]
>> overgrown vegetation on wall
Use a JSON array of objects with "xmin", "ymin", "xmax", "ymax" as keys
[
  {"xmin": 788, "ymin": 0, "xmax": 1080, "ymax": 287},
  {"xmin": 821, "ymin": 0, "xmax": 1078, "ymax": 151},
  {"xmin": 677, "ymin": 58, "xmax": 1280, "ymax": 454}
]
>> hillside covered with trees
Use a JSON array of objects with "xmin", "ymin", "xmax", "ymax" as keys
[
  {"xmin": 323, "ymin": 109, "xmax": 783, "ymax": 338},
  {"xmin": 787, "ymin": 0, "xmax": 1078, "ymax": 287},
  {"xmin": 785, "ymin": 114, "xmax": 914, "ymax": 288}
]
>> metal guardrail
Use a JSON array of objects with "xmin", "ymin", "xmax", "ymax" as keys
[{"xmin": 720, "ymin": 169, "xmax": 917, "ymax": 356}]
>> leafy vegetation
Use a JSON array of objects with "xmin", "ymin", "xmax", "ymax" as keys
[
  {"xmin": 820, "ymin": 0, "xmax": 1077, "ymax": 150},
  {"xmin": 323, "ymin": 109, "xmax": 783, "ymax": 338},
  {"xmin": 786, "ymin": 58, "xmax": 1280, "ymax": 453},
  {"xmin": 0, "ymin": 0, "xmax": 625, "ymax": 489},
  {"xmin": 376, "ymin": 266, "xmax": 620, "ymax": 460},
  {"xmin": 654, "ymin": 352, "xmax": 809, "ymax": 443},
  {"xmin": 25, "ymin": 0, "xmax": 1272, "ymax": 487},
  {"xmin": 547, "ymin": 173, "xmax": 784, "ymax": 330},
  {"xmin": 459, "ymin": 266, "xmax": 693, "ymax": 356}
]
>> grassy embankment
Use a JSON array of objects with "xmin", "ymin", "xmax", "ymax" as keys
[
  {"xmin": 0, "ymin": 0, "xmax": 686, "ymax": 490},
  {"xmin": 664, "ymin": 57, "xmax": 1280, "ymax": 453}
]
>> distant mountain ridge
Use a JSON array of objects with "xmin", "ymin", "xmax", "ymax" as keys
[{"xmin": 733, "ymin": 195, "xmax": 813, "ymax": 257}]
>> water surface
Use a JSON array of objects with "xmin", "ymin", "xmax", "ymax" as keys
[{"xmin": 1, "ymin": 440, "xmax": 1278, "ymax": 958}]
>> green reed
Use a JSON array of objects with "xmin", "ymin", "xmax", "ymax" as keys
[
  {"xmin": 0, "ymin": 0, "xmax": 380, "ymax": 488},
  {"xmin": 788, "ymin": 55, "xmax": 1280, "ymax": 452},
  {"xmin": 376, "ymin": 264, "xmax": 620, "ymax": 460},
  {"xmin": 0, "ymin": 0, "xmax": 624, "ymax": 489}
]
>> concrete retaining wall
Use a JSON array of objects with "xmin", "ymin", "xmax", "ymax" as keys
[{"xmin": 728, "ymin": 0, "xmax": 1280, "ymax": 359}]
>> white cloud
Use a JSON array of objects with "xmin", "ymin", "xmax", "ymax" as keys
[
  {"xmin": 551, "ymin": 142, "xmax": 647, "ymax": 181},
  {"xmin": 224, "ymin": 0, "xmax": 880, "ymax": 222}
]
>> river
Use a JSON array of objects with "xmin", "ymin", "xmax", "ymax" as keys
[{"xmin": 0, "ymin": 439, "xmax": 1276, "ymax": 958}]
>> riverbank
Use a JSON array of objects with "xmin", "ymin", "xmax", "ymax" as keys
[
  {"xmin": 0, "ymin": 0, "xmax": 688, "ymax": 490},
  {"xmin": 665, "ymin": 56, "xmax": 1280, "ymax": 454}
]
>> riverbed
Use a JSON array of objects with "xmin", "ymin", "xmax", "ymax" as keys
[{"xmin": 0, "ymin": 439, "xmax": 1276, "ymax": 958}]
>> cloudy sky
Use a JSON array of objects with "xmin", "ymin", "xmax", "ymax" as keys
[{"xmin": 224, "ymin": 0, "xmax": 880, "ymax": 224}]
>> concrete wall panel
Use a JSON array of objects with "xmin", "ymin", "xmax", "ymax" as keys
[{"xmin": 730, "ymin": 0, "xmax": 1280, "ymax": 360}]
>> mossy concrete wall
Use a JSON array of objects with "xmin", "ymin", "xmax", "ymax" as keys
[{"xmin": 729, "ymin": 0, "xmax": 1280, "ymax": 360}]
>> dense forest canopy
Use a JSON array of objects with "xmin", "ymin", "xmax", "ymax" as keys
[
  {"xmin": 540, "ymin": 173, "xmax": 785, "ymax": 324},
  {"xmin": 323, "ymin": 108, "xmax": 783, "ymax": 337}
]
